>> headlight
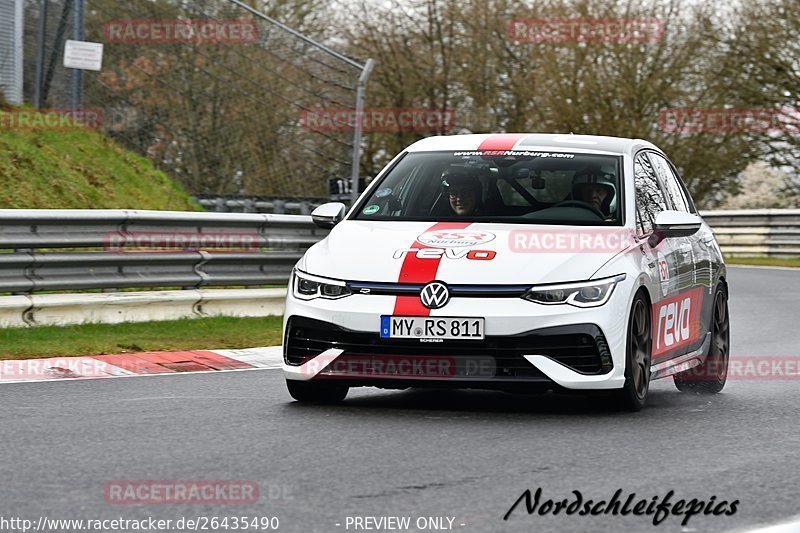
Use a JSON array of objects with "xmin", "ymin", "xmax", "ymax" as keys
[
  {"xmin": 522, "ymin": 274, "xmax": 626, "ymax": 308},
  {"xmin": 292, "ymin": 269, "xmax": 352, "ymax": 300}
]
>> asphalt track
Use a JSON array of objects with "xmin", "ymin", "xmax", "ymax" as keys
[{"xmin": 1, "ymin": 266, "xmax": 799, "ymax": 533}]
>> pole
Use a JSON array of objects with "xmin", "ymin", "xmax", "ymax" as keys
[
  {"xmin": 34, "ymin": 0, "xmax": 47, "ymax": 109},
  {"xmin": 71, "ymin": 0, "xmax": 84, "ymax": 110},
  {"xmin": 350, "ymin": 58, "xmax": 375, "ymax": 207}
]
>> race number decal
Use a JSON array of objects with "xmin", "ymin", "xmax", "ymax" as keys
[
  {"xmin": 656, "ymin": 251, "xmax": 670, "ymax": 296},
  {"xmin": 658, "ymin": 258, "xmax": 669, "ymax": 282},
  {"xmin": 652, "ymin": 287, "xmax": 704, "ymax": 358}
]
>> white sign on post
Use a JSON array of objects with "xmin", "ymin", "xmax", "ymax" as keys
[{"xmin": 63, "ymin": 40, "xmax": 104, "ymax": 71}]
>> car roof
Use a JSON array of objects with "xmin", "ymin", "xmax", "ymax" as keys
[{"xmin": 405, "ymin": 133, "xmax": 661, "ymax": 156}]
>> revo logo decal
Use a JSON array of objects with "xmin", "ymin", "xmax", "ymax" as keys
[
  {"xmin": 393, "ymin": 248, "xmax": 496, "ymax": 260},
  {"xmin": 652, "ymin": 287, "xmax": 704, "ymax": 358}
]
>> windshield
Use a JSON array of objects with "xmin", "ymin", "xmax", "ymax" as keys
[{"xmin": 353, "ymin": 151, "xmax": 623, "ymax": 225}]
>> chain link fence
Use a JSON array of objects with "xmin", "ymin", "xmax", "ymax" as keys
[{"xmin": 21, "ymin": 0, "xmax": 370, "ymax": 198}]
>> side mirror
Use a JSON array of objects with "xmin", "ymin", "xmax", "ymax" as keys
[
  {"xmin": 311, "ymin": 202, "xmax": 346, "ymax": 229},
  {"xmin": 648, "ymin": 210, "xmax": 702, "ymax": 247}
]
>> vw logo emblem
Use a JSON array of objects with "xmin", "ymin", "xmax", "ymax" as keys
[{"xmin": 420, "ymin": 281, "xmax": 450, "ymax": 309}]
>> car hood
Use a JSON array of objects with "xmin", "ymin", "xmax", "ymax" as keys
[{"xmin": 300, "ymin": 220, "xmax": 629, "ymax": 285}]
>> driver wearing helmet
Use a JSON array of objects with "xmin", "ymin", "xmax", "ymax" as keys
[
  {"xmin": 441, "ymin": 170, "xmax": 483, "ymax": 216},
  {"xmin": 571, "ymin": 168, "xmax": 616, "ymax": 217}
]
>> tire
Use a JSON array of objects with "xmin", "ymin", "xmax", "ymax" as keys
[
  {"xmin": 614, "ymin": 291, "xmax": 652, "ymax": 411},
  {"xmin": 286, "ymin": 379, "xmax": 349, "ymax": 403},
  {"xmin": 674, "ymin": 285, "xmax": 729, "ymax": 394}
]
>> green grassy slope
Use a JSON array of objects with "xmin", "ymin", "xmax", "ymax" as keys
[{"xmin": 0, "ymin": 108, "xmax": 201, "ymax": 210}]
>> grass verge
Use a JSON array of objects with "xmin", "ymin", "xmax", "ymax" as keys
[
  {"xmin": 724, "ymin": 256, "xmax": 800, "ymax": 268},
  {"xmin": 0, "ymin": 316, "xmax": 283, "ymax": 360}
]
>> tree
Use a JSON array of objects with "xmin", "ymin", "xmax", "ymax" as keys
[
  {"xmin": 87, "ymin": 0, "xmax": 351, "ymax": 196},
  {"xmin": 341, "ymin": 0, "xmax": 761, "ymax": 206},
  {"xmin": 718, "ymin": 0, "xmax": 800, "ymax": 170},
  {"xmin": 718, "ymin": 161, "xmax": 799, "ymax": 209}
]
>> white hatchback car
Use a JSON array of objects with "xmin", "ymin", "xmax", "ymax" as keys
[{"xmin": 283, "ymin": 133, "xmax": 730, "ymax": 410}]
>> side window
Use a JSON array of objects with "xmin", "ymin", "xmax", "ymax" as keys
[
  {"xmin": 649, "ymin": 153, "xmax": 690, "ymax": 212},
  {"xmin": 634, "ymin": 153, "xmax": 667, "ymax": 235}
]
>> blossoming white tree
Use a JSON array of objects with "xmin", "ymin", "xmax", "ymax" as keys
[{"xmin": 719, "ymin": 161, "xmax": 798, "ymax": 209}]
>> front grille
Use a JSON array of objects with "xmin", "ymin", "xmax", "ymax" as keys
[
  {"xmin": 285, "ymin": 316, "xmax": 612, "ymax": 379},
  {"xmin": 346, "ymin": 281, "xmax": 530, "ymax": 298}
]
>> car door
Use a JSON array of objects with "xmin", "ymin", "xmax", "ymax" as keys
[
  {"xmin": 647, "ymin": 152, "xmax": 696, "ymax": 291},
  {"xmin": 648, "ymin": 152, "xmax": 714, "ymax": 349},
  {"xmin": 633, "ymin": 152, "xmax": 696, "ymax": 363}
]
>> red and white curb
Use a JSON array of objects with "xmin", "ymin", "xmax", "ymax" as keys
[{"xmin": 0, "ymin": 346, "xmax": 284, "ymax": 384}]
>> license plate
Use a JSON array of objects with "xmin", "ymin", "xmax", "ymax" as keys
[{"xmin": 380, "ymin": 316, "xmax": 485, "ymax": 340}]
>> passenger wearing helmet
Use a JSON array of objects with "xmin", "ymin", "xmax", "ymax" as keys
[
  {"xmin": 442, "ymin": 170, "xmax": 483, "ymax": 216},
  {"xmin": 571, "ymin": 168, "xmax": 616, "ymax": 217}
]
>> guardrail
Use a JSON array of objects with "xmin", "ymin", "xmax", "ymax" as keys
[
  {"xmin": 0, "ymin": 209, "xmax": 328, "ymax": 294},
  {"xmin": 701, "ymin": 209, "xmax": 800, "ymax": 256},
  {"xmin": 0, "ymin": 208, "xmax": 796, "ymax": 327},
  {"xmin": 194, "ymin": 196, "xmax": 327, "ymax": 214},
  {"xmin": 0, "ymin": 208, "xmax": 797, "ymax": 296}
]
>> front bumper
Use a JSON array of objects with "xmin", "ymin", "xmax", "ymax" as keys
[{"xmin": 282, "ymin": 288, "xmax": 631, "ymax": 391}]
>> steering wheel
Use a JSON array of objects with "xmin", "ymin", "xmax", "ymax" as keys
[{"xmin": 553, "ymin": 200, "xmax": 605, "ymax": 219}]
